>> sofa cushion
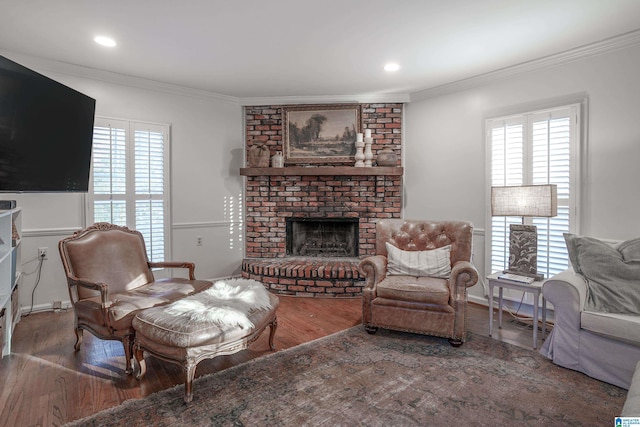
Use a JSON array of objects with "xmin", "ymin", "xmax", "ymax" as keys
[
  {"xmin": 376, "ymin": 275, "xmax": 450, "ymax": 305},
  {"xmin": 620, "ymin": 238, "xmax": 640, "ymax": 262},
  {"xmin": 564, "ymin": 233, "xmax": 640, "ymax": 314},
  {"xmin": 581, "ymin": 310, "xmax": 640, "ymax": 346},
  {"xmin": 386, "ymin": 242, "xmax": 452, "ymax": 278}
]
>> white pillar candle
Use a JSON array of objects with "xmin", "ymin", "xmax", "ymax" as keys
[
  {"xmin": 357, "ymin": 133, "xmax": 363, "ymax": 142},
  {"xmin": 364, "ymin": 129, "xmax": 372, "ymax": 138}
]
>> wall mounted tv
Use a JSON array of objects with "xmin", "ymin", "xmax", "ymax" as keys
[{"xmin": 0, "ymin": 55, "xmax": 96, "ymax": 192}]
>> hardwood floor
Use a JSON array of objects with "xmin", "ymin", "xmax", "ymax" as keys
[{"xmin": 0, "ymin": 298, "xmax": 549, "ymax": 426}]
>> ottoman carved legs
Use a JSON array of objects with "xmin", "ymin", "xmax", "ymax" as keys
[{"xmin": 134, "ymin": 315, "xmax": 278, "ymax": 403}]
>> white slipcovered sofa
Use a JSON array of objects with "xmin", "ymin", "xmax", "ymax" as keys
[
  {"xmin": 622, "ymin": 361, "xmax": 640, "ymax": 415},
  {"xmin": 540, "ymin": 269, "xmax": 640, "ymax": 389}
]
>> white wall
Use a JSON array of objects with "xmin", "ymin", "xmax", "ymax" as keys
[
  {"xmin": 404, "ymin": 43, "xmax": 640, "ymax": 306},
  {"xmin": 1, "ymin": 52, "xmax": 245, "ymax": 312},
  {"xmin": 6, "ymin": 41, "xmax": 640, "ymax": 313}
]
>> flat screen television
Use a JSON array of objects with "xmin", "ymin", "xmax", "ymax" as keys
[{"xmin": 0, "ymin": 55, "xmax": 96, "ymax": 192}]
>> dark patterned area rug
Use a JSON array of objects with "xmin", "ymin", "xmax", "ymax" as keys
[{"xmin": 66, "ymin": 327, "xmax": 626, "ymax": 426}]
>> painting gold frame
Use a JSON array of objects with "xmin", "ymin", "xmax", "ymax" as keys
[{"xmin": 283, "ymin": 104, "xmax": 361, "ymax": 164}]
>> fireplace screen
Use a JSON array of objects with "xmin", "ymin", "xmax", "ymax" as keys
[{"xmin": 286, "ymin": 218, "xmax": 359, "ymax": 257}]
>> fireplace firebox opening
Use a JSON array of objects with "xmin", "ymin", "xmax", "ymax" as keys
[{"xmin": 286, "ymin": 218, "xmax": 359, "ymax": 258}]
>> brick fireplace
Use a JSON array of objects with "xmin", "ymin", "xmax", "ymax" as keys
[
  {"xmin": 241, "ymin": 103, "xmax": 403, "ymax": 296},
  {"xmin": 286, "ymin": 218, "xmax": 359, "ymax": 257}
]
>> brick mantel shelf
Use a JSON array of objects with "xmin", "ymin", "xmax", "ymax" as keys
[{"xmin": 240, "ymin": 166, "xmax": 403, "ymax": 176}]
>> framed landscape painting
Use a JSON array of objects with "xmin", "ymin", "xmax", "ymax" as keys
[{"xmin": 283, "ymin": 104, "xmax": 361, "ymax": 164}]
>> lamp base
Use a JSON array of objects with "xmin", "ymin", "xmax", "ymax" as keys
[{"xmin": 508, "ymin": 224, "xmax": 543, "ymax": 280}]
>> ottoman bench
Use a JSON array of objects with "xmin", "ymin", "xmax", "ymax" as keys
[{"xmin": 132, "ymin": 278, "xmax": 279, "ymax": 402}]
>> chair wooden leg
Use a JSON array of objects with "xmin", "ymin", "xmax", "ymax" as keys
[
  {"xmin": 184, "ymin": 360, "xmax": 197, "ymax": 403},
  {"xmin": 134, "ymin": 344, "xmax": 146, "ymax": 380},
  {"xmin": 73, "ymin": 328, "xmax": 83, "ymax": 351},
  {"xmin": 122, "ymin": 335, "xmax": 134, "ymax": 375},
  {"xmin": 364, "ymin": 325, "xmax": 378, "ymax": 334},
  {"xmin": 448, "ymin": 338, "xmax": 463, "ymax": 347},
  {"xmin": 268, "ymin": 318, "xmax": 278, "ymax": 351}
]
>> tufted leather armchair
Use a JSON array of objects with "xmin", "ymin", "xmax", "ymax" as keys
[
  {"xmin": 59, "ymin": 223, "xmax": 212, "ymax": 374},
  {"xmin": 358, "ymin": 219, "xmax": 479, "ymax": 346}
]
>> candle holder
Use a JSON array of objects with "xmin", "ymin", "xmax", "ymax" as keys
[
  {"xmin": 355, "ymin": 133, "xmax": 365, "ymax": 167},
  {"xmin": 355, "ymin": 140, "xmax": 365, "ymax": 167},
  {"xmin": 364, "ymin": 137, "xmax": 373, "ymax": 167}
]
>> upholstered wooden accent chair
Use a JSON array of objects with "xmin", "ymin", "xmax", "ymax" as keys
[
  {"xmin": 59, "ymin": 222, "xmax": 212, "ymax": 374},
  {"xmin": 358, "ymin": 219, "xmax": 479, "ymax": 346}
]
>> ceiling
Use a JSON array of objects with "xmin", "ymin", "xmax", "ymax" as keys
[{"xmin": 2, "ymin": 0, "xmax": 640, "ymax": 100}]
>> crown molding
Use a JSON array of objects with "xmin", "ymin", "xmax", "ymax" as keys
[
  {"xmin": 1, "ymin": 49, "xmax": 408, "ymax": 106},
  {"xmin": 239, "ymin": 93, "xmax": 411, "ymax": 106},
  {"xmin": 0, "ymin": 49, "xmax": 240, "ymax": 104},
  {"xmin": 410, "ymin": 29, "xmax": 640, "ymax": 101}
]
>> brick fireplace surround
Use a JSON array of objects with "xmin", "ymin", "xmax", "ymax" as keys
[{"xmin": 241, "ymin": 103, "xmax": 403, "ymax": 297}]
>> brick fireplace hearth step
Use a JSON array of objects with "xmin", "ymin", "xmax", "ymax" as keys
[{"xmin": 241, "ymin": 257, "xmax": 364, "ymax": 297}]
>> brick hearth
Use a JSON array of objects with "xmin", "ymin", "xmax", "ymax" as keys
[
  {"xmin": 242, "ymin": 257, "xmax": 362, "ymax": 297},
  {"xmin": 241, "ymin": 103, "xmax": 403, "ymax": 296}
]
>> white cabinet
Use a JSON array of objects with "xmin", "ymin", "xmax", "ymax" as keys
[{"xmin": 0, "ymin": 208, "xmax": 21, "ymax": 357}]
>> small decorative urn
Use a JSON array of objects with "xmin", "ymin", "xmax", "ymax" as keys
[{"xmin": 376, "ymin": 148, "xmax": 397, "ymax": 166}]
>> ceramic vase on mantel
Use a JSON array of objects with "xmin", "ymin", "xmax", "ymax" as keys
[
  {"xmin": 271, "ymin": 151, "xmax": 284, "ymax": 168},
  {"xmin": 248, "ymin": 143, "xmax": 270, "ymax": 167},
  {"xmin": 376, "ymin": 148, "xmax": 397, "ymax": 166},
  {"xmin": 354, "ymin": 133, "xmax": 365, "ymax": 167}
]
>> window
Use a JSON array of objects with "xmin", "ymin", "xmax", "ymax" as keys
[
  {"xmin": 87, "ymin": 118, "xmax": 170, "ymax": 262},
  {"xmin": 486, "ymin": 103, "xmax": 581, "ymax": 278}
]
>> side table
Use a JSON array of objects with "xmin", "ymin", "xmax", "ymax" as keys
[{"xmin": 487, "ymin": 273, "xmax": 546, "ymax": 349}]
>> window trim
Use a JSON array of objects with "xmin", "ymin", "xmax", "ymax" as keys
[{"xmin": 484, "ymin": 99, "xmax": 585, "ymax": 278}]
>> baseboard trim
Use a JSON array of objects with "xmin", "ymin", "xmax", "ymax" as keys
[{"xmin": 468, "ymin": 294, "xmax": 555, "ymax": 321}]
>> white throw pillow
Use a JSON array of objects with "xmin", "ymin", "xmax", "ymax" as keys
[{"xmin": 385, "ymin": 242, "xmax": 452, "ymax": 278}]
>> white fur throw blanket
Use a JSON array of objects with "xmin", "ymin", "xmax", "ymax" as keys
[{"xmin": 164, "ymin": 278, "xmax": 272, "ymax": 329}]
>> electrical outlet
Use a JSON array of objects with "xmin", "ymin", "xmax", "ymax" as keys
[
  {"xmin": 38, "ymin": 247, "xmax": 48, "ymax": 259},
  {"xmin": 196, "ymin": 236, "xmax": 203, "ymax": 246}
]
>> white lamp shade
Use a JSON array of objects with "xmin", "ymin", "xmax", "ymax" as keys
[{"xmin": 491, "ymin": 185, "xmax": 558, "ymax": 217}]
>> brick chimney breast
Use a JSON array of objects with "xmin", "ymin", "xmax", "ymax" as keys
[{"xmin": 242, "ymin": 103, "xmax": 403, "ymax": 296}]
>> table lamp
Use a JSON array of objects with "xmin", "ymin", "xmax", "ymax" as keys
[{"xmin": 491, "ymin": 184, "xmax": 557, "ymax": 280}]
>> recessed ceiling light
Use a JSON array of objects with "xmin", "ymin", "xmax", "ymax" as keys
[
  {"xmin": 384, "ymin": 63, "xmax": 400, "ymax": 72},
  {"xmin": 94, "ymin": 36, "xmax": 117, "ymax": 47}
]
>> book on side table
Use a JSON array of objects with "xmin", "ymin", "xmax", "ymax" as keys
[{"xmin": 497, "ymin": 273, "xmax": 535, "ymax": 284}]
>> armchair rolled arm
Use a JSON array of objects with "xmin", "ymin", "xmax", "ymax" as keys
[
  {"xmin": 148, "ymin": 261, "xmax": 196, "ymax": 280},
  {"xmin": 449, "ymin": 261, "xmax": 479, "ymax": 301},
  {"xmin": 450, "ymin": 261, "xmax": 479, "ymax": 287},
  {"xmin": 358, "ymin": 255, "xmax": 388, "ymax": 290}
]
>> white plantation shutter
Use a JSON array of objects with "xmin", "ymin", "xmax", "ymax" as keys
[
  {"xmin": 530, "ymin": 112, "xmax": 573, "ymax": 276},
  {"xmin": 87, "ymin": 118, "xmax": 170, "ymax": 263},
  {"xmin": 487, "ymin": 104, "xmax": 579, "ymax": 278},
  {"xmin": 91, "ymin": 125, "xmax": 127, "ymax": 225},
  {"xmin": 134, "ymin": 126, "xmax": 167, "ymax": 262},
  {"xmin": 490, "ymin": 120, "xmax": 525, "ymax": 273}
]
